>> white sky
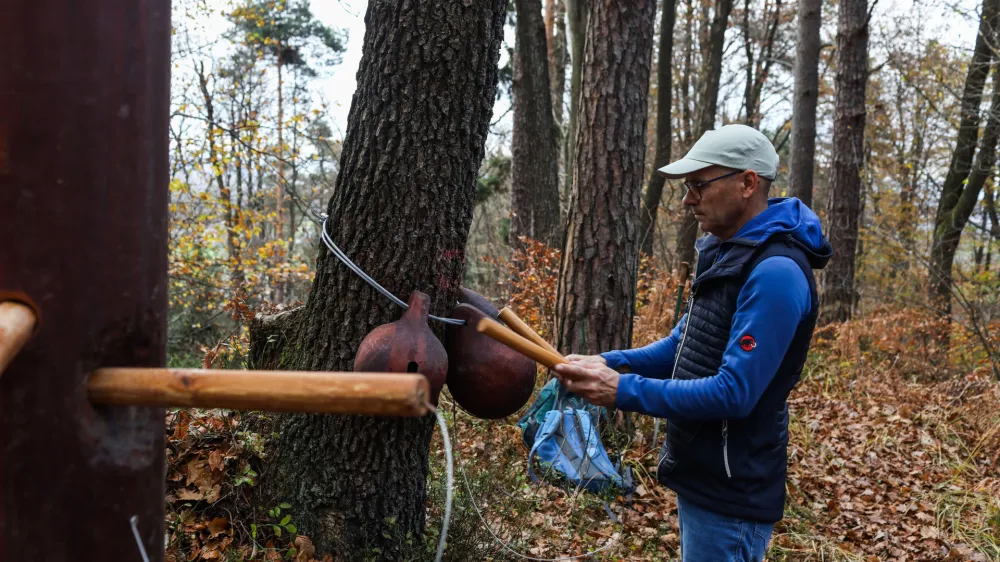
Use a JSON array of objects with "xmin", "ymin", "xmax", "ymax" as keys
[{"xmin": 179, "ymin": 0, "xmax": 980, "ymax": 143}]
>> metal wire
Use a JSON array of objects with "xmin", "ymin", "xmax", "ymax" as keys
[{"xmin": 319, "ymin": 216, "xmax": 465, "ymax": 326}]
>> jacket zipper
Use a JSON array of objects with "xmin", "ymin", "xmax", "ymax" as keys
[
  {"xmin": 722, "ymin": 420, "xmax": 732, "ymax": 478},
  {"xmin": 658, "ymin": 250, "xmax": 700, "ymax": 474}
]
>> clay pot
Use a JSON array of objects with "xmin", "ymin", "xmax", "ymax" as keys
[
  {"xmin": 353, "ymin": 291, "xmax": 448, "ymax": 405},
  {"xmin": 458, "ymin": 287, "xmax": 499, "ymax": 318},
  {"xmin": 445, "ymin": 303, "xmax": 536, "ymax": 419}
]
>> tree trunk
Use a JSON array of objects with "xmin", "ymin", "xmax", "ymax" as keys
[
  {"xmin": 555, "ymin": 0, "xmax": 656, "ymax": 354},
  {"xmin": 254, "ymin": 1, "xmax": 508, "ymax": 558},
  {"xmin": 928, "ymin": 0, "xmax": 1000, "ymax": 315},
  {"xmin": 639, "ymin": 0, "xmax": 679, "ymax": 259},
  {"xmin": 563, "ymin": 0, "xmax": 588, "ymax": 205},
  {"xmin": 788, "ymin": 0, "xmax": 822, "ymax": 207},
  {"xmin": 819, "ymin": 0, "xmax": 869, "ymax": 324},
  {"xmin": 511, "ymin": 0, "xmax": 563, "ymax": 248},
  {"xmin": 675, "ymin": 0, "xmax": 735, "ymax": 266},
  {"xmin": 551, "ymin": 0, "xmax": 567, "ymax": 125},
  {"xmin": 931, "ymin": 60, "xmax": 1000, "ymax": 310},
  {"xmin": 742, "ymin": 0, "xmax": 781, "ymax": 128},
  {"xmin": 273, "ymin": 48, "xmax": 286, "ymax": 303}
]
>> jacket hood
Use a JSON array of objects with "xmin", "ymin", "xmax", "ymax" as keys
[{"xmin": 696, "ymin": 197, "xmax": 832, "ymax": 270}]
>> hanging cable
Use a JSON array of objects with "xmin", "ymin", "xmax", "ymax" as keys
[{"xmin": 319, "ymin": 216, "xmax": 465, "ymax": 326}]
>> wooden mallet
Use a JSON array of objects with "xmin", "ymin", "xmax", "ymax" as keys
[{"xmin": 476, "ymin": 308, "xmax": 566, "ymax": 369}]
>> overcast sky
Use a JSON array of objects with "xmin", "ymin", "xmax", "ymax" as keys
[{"xmin": 179, "ymin": 0, "xmax": 980, "ymax": 145}]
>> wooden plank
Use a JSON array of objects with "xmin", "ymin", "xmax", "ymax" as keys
[
  {"xmin": 89, "ymin": 369, "xmax": 431, "ymax": 417},
  {"xmin": 0, "ymin": 0, "xmax": 171, "ymax": 558}
]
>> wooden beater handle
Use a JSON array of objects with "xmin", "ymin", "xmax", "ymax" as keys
[
  {"xmin": 0, "ymin": 301, "xmax": 38, "ymax": 376},
  {"xmin": 497, "ymin": 307, "xmax": 562, "ymax": 357},
  {"xmin": 476, "ymin": 318, "xmax": 566, "ymax": 370}
]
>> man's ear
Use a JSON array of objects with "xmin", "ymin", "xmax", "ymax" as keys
[{"xmin": 742, "ymin": 170, "xmax": 759, "ymax": 199}]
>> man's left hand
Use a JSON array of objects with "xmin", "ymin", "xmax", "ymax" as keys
[{"xmin": 552, "ymin": 360, "xmax": 620, "ymax": 407}]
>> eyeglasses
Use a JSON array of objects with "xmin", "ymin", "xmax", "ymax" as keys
[{"xmin": 682, "ymin": 169, "xmax": 743, "ymax": 201}]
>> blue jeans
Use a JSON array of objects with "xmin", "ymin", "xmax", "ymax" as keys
[{"xmin": 677, "ymin": 495, "xmax": 774, "ymax": 562}]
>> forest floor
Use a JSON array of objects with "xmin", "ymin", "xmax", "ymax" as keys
[{"xmin": 165, "ymin": 312, "xmax": 1000, "ymax": 562}]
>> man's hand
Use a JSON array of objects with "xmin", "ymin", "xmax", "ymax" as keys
[
  {"xmin": 552, "ymin": 360, "xmax": 620, "ymax": 408},
  {"xmin": 564, "ymin": 354, "xmax": 607, "ymax": 366}
]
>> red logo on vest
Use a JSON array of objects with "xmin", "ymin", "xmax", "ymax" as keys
[{"xmin": 740, "ymin": 335, "xmax": 756, "ymax": 352}]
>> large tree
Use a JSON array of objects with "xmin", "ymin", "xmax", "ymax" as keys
[
  {"xmin": 675, "ymin": 0, "xmax": 735, "ymax": 267},
  {"xmin": 819, "ymin": 0, "xmax": 870, "ymax": 323},
  {"xmin": 639, "ymin": 0, "xmax": 679, "ymax": 259},
  {"xmin": 928, "ymin": 0, "xmax": 1000, "ymax": 316},
  {"xmin": 788, "ymin": 0, "xmax": 823, "ymax": 206},
  {"xmin": 555, "ymin": 0, "xmax": 656, "ymax": 354},
  {"xmin": 510, "ymin": 0, "xmax": 563, "ymax": 248},
  {"xmin": 248, "ymin": 1, "xmax": 508, "ymax": 558}
]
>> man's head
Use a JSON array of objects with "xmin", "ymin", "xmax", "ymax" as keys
[{"xmin": 659, "ymin": 125, "xmax": 778, "ymax": 240}]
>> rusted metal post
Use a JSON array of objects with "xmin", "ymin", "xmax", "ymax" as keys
[{"xmin": 0, "ymin": 0, "xmax": 170, "ymax": 558}]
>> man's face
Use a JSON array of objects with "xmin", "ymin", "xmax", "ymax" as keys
[{"xmin": 682, "ymin": 166, "xmax": 751, "ymax": 238}]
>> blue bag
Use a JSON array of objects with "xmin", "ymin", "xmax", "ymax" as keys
[{"xmin": 520, "ymin": 380, "xmax": 634, "ymax": 507}]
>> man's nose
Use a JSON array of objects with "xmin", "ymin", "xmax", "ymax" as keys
[{"xmin": 683, "ymin": 187, "xmax": 699, "ymax": 207}]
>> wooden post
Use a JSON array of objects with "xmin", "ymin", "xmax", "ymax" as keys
[
  {"xmin": 89, "ymin": 369, "xmax": 431, "ymax": 417},
  {"xmin": 0, "ymin": 0, "xmax": 171, "ymax": 558}
]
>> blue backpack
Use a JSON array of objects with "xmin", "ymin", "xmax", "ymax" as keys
[{"xmin": 517, "ymin": 379, "xmax": 634, "ymax": 505}]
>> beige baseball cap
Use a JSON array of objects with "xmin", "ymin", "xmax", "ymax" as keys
[{"xmin": 659, "ymin": 124, "xmax": 779, "ymax": 180}]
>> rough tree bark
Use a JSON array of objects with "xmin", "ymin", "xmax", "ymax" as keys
[
  {"xmin": 562, "ymin": 0, "xmax": 588, "ymax": 204},
  {"xmin": 511, "ymin": 0, "xmax": 563, "ymax": 248},
  {"xmin": 675, "ymin": 0, "xmax": 735, "ymax": 267},
  {"xmin": 928, "ymin": 0, "xmax": 1000, "ymax": 315},
  {"xmin": 819, "ymin": 0, "xmax": 870, "ymax": 323},
  {"xmin": 639, "ymin": 0, "xmax": 679, "ymax": 259},
  {"xmin": 788, "ymin": 0, "xmax": 822, "ymax": 207},
  {"xmin": 555, "ymin": 0, "xmax": 656, "ymax": 354},
  {"xmin": 249, "ymin": 1, "xmax": 508, "ymax": 559}
]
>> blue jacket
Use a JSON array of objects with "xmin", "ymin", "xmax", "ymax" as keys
[{"xmin": 603, "ymin": 197, "xmax": 832, "ymax": 522}]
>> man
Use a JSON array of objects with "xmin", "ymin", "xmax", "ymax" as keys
[{"xmin": 553, "ymin": 124, "xmax": 832, "ymax": 562}]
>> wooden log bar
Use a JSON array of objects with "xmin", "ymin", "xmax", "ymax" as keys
[
  {"xmin": 0, "ymin": 302, "xmax": 37, "ymax": 376},
  {"xmin": 476, "ymin": 318, "xmax": 566, "ymax": 369},
  {"xmin": 89, "ymin": 368, "xmax": 431, "ymax": 417},
  {"xmin": 497, "ymin": 307, "xmax": 563, "ymax": 357}
]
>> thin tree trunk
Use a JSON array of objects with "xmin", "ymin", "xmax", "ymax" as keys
[
  {"xmin": 931, "ymin": 61, "xmax": 1000, "ymax": 308},
  {"xmin": 563, "ymin": 0, "xmax": 588, "ymax": 205},
  {"xmin": 639, "ymin": 0, "xmax": 678, "ymax": 259},
  {"xmin": 254, "ymin": 1, "xmax": 508, "ymax": 558},
  {"xmin": 929, "ymin": 0, "xmax": 1000, "ymax": 315},
  {"xmin": 680, "ymin": 0, "xmax": 694, "ymax": 147},
  {"xmin": 512, "ymin": 0, "xmax": 563, "ymax": 248},
  {"xmin": 676, "ymin": 0, "xmax": 735, "ymax": 267},
  {"xmin": 743, "ymin": 0, "xmax": 781, "ymax": 128},
  {"xmin": 788, "ymin": 0, "xmax": 822, "ymax": 206},
  {"xmin": 197, "ymin": 62, "xmax": 245, "ymax": 289},
  {"xmin": 555, "ymin": 0, "xmax": 656, "ymax": 354},
  {"xmin": 274, "ymin": 48, "xmax": 285, "ymax": 303},
  {"xmin": 551, "ymin": 0, "xmax": 567, "ymax": 126},
  {"xmin": 819, "ymin": 0, "xmax": 870, "ymax": 324}
]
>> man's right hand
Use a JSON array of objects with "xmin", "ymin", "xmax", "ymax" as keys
[{"xmin": 564, "ymin": 354, "xmax": 607, "ymax": 366}]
